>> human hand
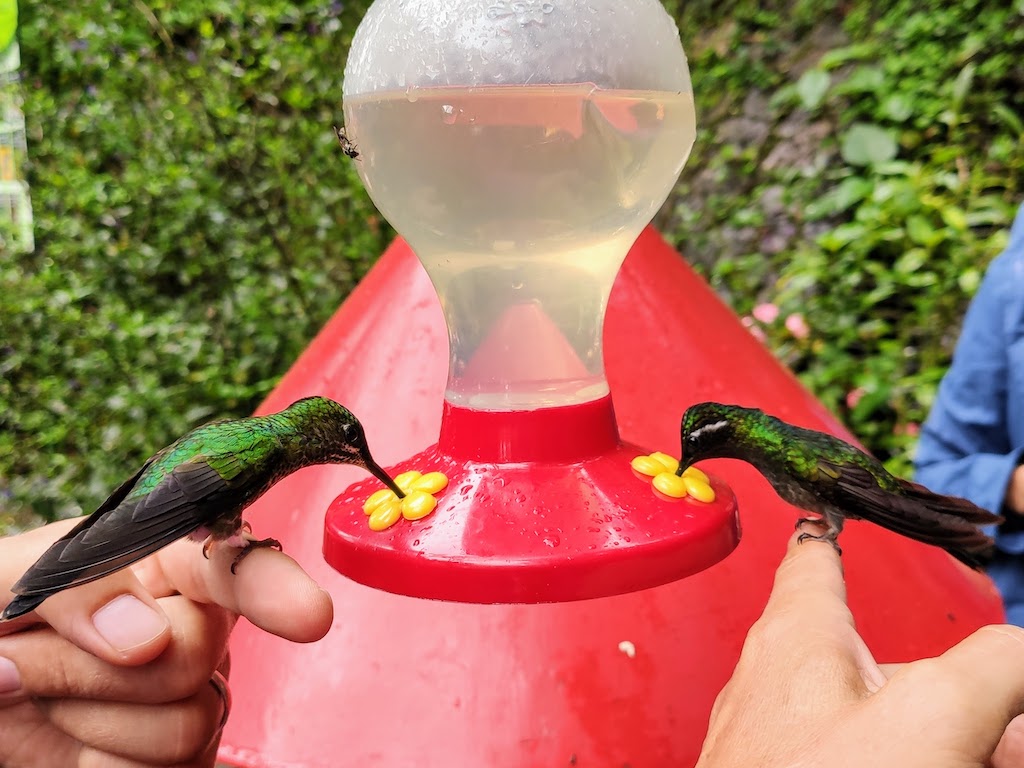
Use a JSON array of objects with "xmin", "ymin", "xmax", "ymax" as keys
[
  {"xmin": 698, "ymin": 524, "xmax": 1024, "ymax": 768},
  {"xmin": 0, "ymin": 516, "xmax": 333, "ymax": 767}
]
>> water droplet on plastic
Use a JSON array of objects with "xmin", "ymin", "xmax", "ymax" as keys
[
  {"xmin": 441, "ymin": 104, "xmax": 456, "ymax": 124},
  {"xmin": 412, "ymin": 539, "xmax": 420, "ymax": 546},
  {"xmin": 542, "ymin": 535, "xmax": 560, "ymax": 548},
  {"xmin": 405, "ymin": 86, "xmax": 419, "ymax": 102}
]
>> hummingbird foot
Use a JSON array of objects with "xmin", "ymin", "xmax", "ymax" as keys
[
  {"xmin": 794, "ymin": 508, "xmax": 845, "ymax": 556},
  {"xmin": 229, "ymin": 533, "xmax": 284, "ymax": 574},
  {"xmin": 795, "ymin": 529, "xmax": 843, "ymax": 555},
  {"xmin": 795, "ymin": 514, "xmax": 844, "ymax": 555}
]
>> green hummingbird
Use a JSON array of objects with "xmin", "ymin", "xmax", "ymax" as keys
[
  {"xmin": 677, "ymin": 402, "xmax": 1002, "ymax": 568},
  {"xmin": 1, "ymin": 396, "xmax": 403, "ymax": 622}
]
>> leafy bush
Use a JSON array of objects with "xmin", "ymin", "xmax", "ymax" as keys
[
  {"xmin": 1, "ymin": 0, "xmax": 385, "ymax": 524},
  {"xmin": 667, "ymin": 0, "xmax": 1024, "ymax": 476},
  {"xmin": 2, "ymin": 0, "xmax": 1022, "ymax": 528}
]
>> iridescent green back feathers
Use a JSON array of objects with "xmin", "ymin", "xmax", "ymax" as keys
[
  {"xmin": 0, "ymin": 396, "xmax": 397, "ymax": 622},
  {"xmin": 678, "ymin": 401, "xmax": 1001, "ymax": 569}
]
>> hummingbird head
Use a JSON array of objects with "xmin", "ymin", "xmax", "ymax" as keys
[
  {"xmin": 288, "ymin": 397, "xmax": 405, "ymax": 497},
  {"xmin": 678, "ymin": 402, "xmax": 739, "ymax": 474}
]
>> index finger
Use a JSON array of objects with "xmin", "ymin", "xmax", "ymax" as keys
[
  {"xmin": 762, "ymin": 521, "xmax": 849, "ymax": 626},
  {"xmin": 0, "ymin": 520, "xmax": 172, "ymax": 665},
  {"xmin": 741, "ymin": 524, "xmax": 875, "ymax": 694},
  {"xmin": 138, "ymin": 534, "xmax": 334, "ymax": 644}
]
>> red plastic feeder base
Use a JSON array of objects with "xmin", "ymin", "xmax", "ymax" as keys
[{"xmin": 324, "ymin": 395, "xmax": 739, "ymax": 603}]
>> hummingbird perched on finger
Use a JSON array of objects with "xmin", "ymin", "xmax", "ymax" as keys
[
  {"xmin": 677, "ymin": 402, "xmax": 1002, "ymax": 569},
  {"xmin": 0, "ymin": 396, "xmax": 403, "ymax": 622}
]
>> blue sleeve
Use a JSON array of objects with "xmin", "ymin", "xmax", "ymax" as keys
[{"xmin": 915, "ymin": 205, "xmax": 1024, "ymax": 552}]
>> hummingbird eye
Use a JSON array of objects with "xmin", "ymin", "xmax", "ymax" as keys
[{"xmin": 342, "ymin": 421, "xmax": 365, "ymax": 445}]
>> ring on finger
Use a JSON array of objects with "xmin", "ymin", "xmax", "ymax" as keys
[{"xmin": 209, "ymin": 669, "xmax": 231, "ymax": 730}]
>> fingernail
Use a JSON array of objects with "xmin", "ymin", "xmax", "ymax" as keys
[
  {"xmin": 92, "ymin": 594, "xmax": 169, "ymax": 652},
  {"xmin": 0, "ymin": 656, "xmax": 20, "ymax": 695}
]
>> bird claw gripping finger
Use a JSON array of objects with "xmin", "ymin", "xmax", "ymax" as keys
[
  {"xmin": 796, "ymin": 529, "xmax": 843, "ymax": 555},
  {"xmin": 230, "ymin": 536, "xmax": 283, "ymax": 574},
  {"xmin": 794, "ymin": 516, "xmax": 824, "ymax": 530}
]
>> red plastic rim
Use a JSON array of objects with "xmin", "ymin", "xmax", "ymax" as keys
[
  {"xmin": 438, "ymin": 395, "xmax": 619, "ymax": 462},
  {"xmin": 324, "ymin": 397, "xmax": 740, "ymax": 603}
]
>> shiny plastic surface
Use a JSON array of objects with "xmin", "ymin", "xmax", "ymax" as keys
[
  {"xmin": 219, "ymin": 228, "xmax": 1003, "ymax": 768},
  {"xmin": 343, "ymin": 0, "xmax": 696, "ymax": 411},
  {"xmin": 324, "ymin": 396, "xmax": 739, "ymax": 603},
  {"xmin": 342, "ymin": 0, "xmax": 692, "ymax": 95}
]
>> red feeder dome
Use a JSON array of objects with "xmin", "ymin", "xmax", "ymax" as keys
[{"xmin": 218, "ymin": 229, "xmax": 1003, "ymax": 768}]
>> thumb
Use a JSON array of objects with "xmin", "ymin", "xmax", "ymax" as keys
[
  {"xmin": 140, "ymin": 533, "xmax": 334, "ymax": 644},
  {"xmin": 0, "ymin": 519, "xmax": 172, "ymax": 666},
  {"xmin": 876, "ymin": 625, "xmax": 1024, "ymax": 764}
]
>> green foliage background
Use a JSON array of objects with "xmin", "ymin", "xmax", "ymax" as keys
[
  {"xmin": 665, "ymin": 0, "xmax": 1023, "ymax": 475},
  {"xmin": 1, "ymin": 0, "xmax": 1022, "ymax": 526}
]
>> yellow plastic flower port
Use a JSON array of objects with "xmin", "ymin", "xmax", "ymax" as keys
[
  {"xmin": 368, "ymin": 497, "xmax": 403, "ymax": 531},
  {"xmin": 631, "ymin": 451, "xmax": 716, "ymax": 503},
  {"xmin": 401, "ymin": 490, "xmax": 437, "ymax": 520},
  {"xmin": 362, "ymin": 470, "xmax": 449, "ymax": 531},
  {"xmin": 653, "ymin": 472, "xmax": 687, "ymax": 498}
]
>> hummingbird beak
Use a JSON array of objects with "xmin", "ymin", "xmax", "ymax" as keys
[
  {"xmin": 364, "ymin": 456, "xmax": 405, "ymax": 499},
  {"xmin": 676, "ymin": 443, "xmax": 692, "ymax": 477}
]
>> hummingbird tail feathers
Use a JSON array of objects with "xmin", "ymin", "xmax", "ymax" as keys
[
  {"xmin": 861, "ymin": 479, "xmax": 1002, "ymax": 570},
  {"xmin": 0, "ymin": 594, "xmax": 47, "ymax": 622},
  {"xmin": 897, "ymin": 479, "xmax": 1005, "ymax": 525},
  {"xmin": 910, "ymin": 526, "xmax": 997, "ymax": 570}
]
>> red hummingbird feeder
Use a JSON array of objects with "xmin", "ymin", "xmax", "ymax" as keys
[
  {"xmin": 217, "ymin": 1, "xmax": 1003, "ymax": 765},
  {"xmin": 319, "ymin": 0, "xmax": 739, "ymax": 602}
]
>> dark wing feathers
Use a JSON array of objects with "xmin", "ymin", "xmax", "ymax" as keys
[
  {"xmin": 895, "ymin": 477, "xmax": 1002, "ymax": 525},
  {"xmin": 11, "ymin": 460, "xmax": 230, "ymax": 597},
  {"xmin": 96, "ymin": 454, "xmax": 161, "ymax": 516},
  {"xmin": 818, "ymin": 459, "xmax": 1000, "ymax": 568},
  {"xmin": 3, "ymin": 458, "xmax": 161, "ymax": 600}
]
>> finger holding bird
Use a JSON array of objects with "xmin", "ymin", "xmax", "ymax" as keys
[
  {"xmin": 3, "ymin": 395, "xmax": 999, "ymax": 625},
  {"xmin": 0, "ymin": 396, "xmax": 401, "ymax": 623}
]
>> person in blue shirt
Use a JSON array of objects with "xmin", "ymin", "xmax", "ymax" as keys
[{"xmin": 915, "ymin": 204, "xmax": 1024, "ymax": 625}]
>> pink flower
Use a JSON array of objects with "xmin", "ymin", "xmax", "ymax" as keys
[
  {"xmin": 846, "ymin": 387, "xmax": 866, "ymax": 409},
  {"xmin": 752, "ymin": 303, "xmax": 780, "ymax": 324},
  {"xmin": 785, "ymin": 313, "xmax": 810, "ymax": 340},
  {"xmin": 741, "ymin": 316, "xmax": 767, "ymax": 343}
]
